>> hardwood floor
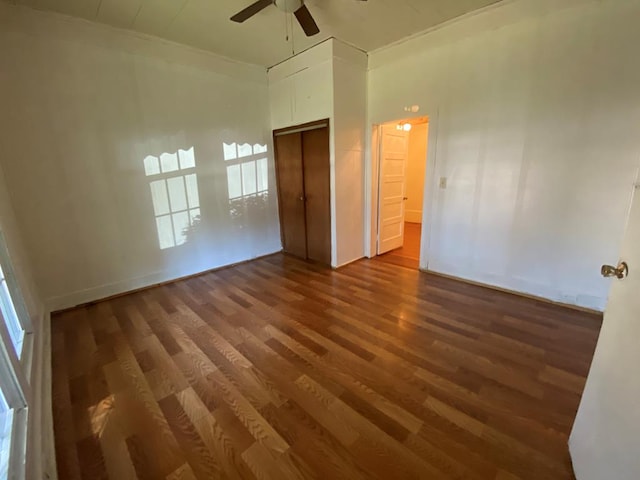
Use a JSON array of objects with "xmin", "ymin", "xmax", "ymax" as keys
[
  {"xmin": 52, "ymin": 254, "xmax": 602, "ymax": 480},
  {"xmin": 378, "ymin": 222, "xmax": 421, "ymax": 269}
]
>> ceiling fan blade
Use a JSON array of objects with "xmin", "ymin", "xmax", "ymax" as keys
[
  {"xmin": 294, "ymin": 5, "xmax": 320, "ymax": 37},
  {"xmin": 230, "ymin": 0, "xmax": 273, "ymax": 23}
]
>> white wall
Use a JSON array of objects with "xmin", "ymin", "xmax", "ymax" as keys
[
  {"xmin": 268, "ymin": 39, "xmax": 366, "ymax": 267},
  {"xmin": 405, "ymin": 123, "xmax": 429, "ymax": 224},
  {"xmin": 368, "ymin": 0, "xmax": 640, "ymax": 311},
  {"xmin": 0, "ymin": 4, "xmax": 282, "ymax": 311},
  {"xmin": 332, "ymin": 41, "xmax": 367, "ymax": 267}
]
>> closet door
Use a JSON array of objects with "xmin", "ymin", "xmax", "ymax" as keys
[
  {"xmin": 274, "ymin": 132, "xmax": 307, "ymax": 258},
  {"xmin": 302, "ymin": 127, "xmax": 331, "ymax": 265}
]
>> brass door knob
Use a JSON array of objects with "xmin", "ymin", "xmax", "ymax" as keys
[{"xmin": 601, "ymin": 262, "xmax": 629, "ymax": 279}]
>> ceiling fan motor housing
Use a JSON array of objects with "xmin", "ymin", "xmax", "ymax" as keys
[{"xmin": 275, "ymin": 0, "xmax": 304, "ymax": 13}]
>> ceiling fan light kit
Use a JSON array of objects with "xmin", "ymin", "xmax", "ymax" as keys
[{"xmin": 274, "ymin": 0, "xmax": 304, "ymax": 13}]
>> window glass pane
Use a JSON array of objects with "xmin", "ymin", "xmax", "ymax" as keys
[
  {"xmin": 156, "ymin": 215, "xmax": 175, "ymax": 250},
  {"xmin": 257, "ymin": 158, "xmax": 269, "ymax": 192},
  {"xmin": 166, "ymin": 177, "xmax": 188, "ymax": 213},
  {"xmin": 160, "ymin": 152, "xmax": 179, "ymax": 173},
  {"xmin": 0, "ymin": 388, "xmax": 12, "ymax": 480},
  {"xmin": 242, "ymin": 161, "xmax": 257, "ymax": 196},
  {"xmin": 184, "ymin": 174, "xmax": 200, "ymax": 209},
  {"xmin": 0, "ymin": 236, "xmax": 29, "ymax": 480},
  {"xmin": 149, "ymin": 180, "xmax": 170, "ymax": 216},
  {"xmin": 178, "ymin": 148, "xmax": 196, "ymax": 170},
  {"xmin": 0, "ymin": 265, "xmax": 23, "ymax": 357},
  {"xmin": 227, "ymin": 165, "xmax": 242, "ymax": 199}
]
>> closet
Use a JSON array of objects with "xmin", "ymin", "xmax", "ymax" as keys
[{"xmin": 273, "ymin": 120, "xmax": 331, "ymax": 265}]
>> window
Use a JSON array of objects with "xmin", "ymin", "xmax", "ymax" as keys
[
  {"xmin": 0, "ymin": 265, "xmax": 23, "ymax": 358},
  {"xmin": 0, "ymin": 232, "xmax": 32, "ymax": 480},
  {"xmin": 144, "ymin": 148, "xmax": 202, "ymax": 250},
  {"xmin": 223, "ymin": 143, "xmax": 269, "ymax": 200},
  {"xmin": 0, "ymin": 391, "xmax": 12, "ymax": 480}
]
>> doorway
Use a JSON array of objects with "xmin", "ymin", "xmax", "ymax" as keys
[{"xmin": 375, "ymin": 117, "xmax": 429, "ymax": 269}]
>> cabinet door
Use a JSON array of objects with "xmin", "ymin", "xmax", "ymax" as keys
[
  {"xmin": 302, "ymin": 127, "xmax": 331, "ymax": 265},
  {"xmin": 274, "ymin": 133, "xmax": 307, "ymax": 259}
]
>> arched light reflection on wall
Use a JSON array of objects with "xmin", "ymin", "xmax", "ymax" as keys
[
  {"xmin": 144, "ymin": 147, "xmax": 201, "ymax": 250},
  {"xmin": 223, "ymin": 143, "xmax": 268, "ymax": 200}
]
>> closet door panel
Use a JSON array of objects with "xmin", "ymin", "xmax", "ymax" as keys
[
  {"xmin": 274, "ymin": 132, "xmax": 307, "ymax": 258},
  {"xmin": 302, "ymin": 127, "xmax": 331, "ymax": 265}
]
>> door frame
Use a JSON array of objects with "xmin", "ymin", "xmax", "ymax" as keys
[{"xmin": 365, "ymin": 112, "xmax": 439, "ymax": 270}]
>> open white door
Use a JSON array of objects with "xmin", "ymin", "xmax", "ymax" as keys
[
  {"xmin": 569, "ymin": 183, "xmax": 640, "ymax": 479},
  {"xmin": 377, "ymin": 125, "xmax": 409, "ymax": 255}
]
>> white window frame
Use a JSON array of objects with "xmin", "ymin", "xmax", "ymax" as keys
[{"xmin": 0, "ymin": 230, "xmax": 33, "ymax": 480}]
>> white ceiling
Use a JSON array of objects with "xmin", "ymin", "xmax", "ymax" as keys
[{"xmin": 8, "ymin": 0, "xmax": 503, "ymax": 67}]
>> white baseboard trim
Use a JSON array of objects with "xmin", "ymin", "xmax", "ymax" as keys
[
  {"xmin": 405, "ymin": 210, "xmax": 423, "ymax": 224},
  {"xmin": 46, "ymin": 250, "xmax": 282, "ymax": 312},
  {"xmin": 333, "ymin": 256, "xmax": 366, "ymax": 269},
  {"xmin": 421, "ymin": 267, "xmax": 604, "ymax": 314}
]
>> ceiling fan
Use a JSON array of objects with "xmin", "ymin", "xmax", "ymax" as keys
[{"xmin": 229, "ymin": 0, "xmax": 325, "ymax": 37}]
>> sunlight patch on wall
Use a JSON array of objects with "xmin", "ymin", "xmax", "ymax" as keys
[
  {"xmin": 144, "ymin": 147, "xmax": 201, "ymax": 250},
  {"xmin": 223, "ymin": 143, "xmax": 269, "ymax": 200}
]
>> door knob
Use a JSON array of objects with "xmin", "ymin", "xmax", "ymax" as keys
[{"xmin": 601, "ymin": 262, "xmax": 628, "ymax": 279}]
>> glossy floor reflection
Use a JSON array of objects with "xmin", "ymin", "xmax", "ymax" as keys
[{"xmin": 52, "ymin": 254, "xmax": 601, "ymax": 479}]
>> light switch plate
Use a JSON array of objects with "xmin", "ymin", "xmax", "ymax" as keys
[{"xmin": 439, "ymin": 177, "xmax": 447, "ymax": 189}]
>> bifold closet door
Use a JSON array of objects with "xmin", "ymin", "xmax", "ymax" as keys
[
  {"xmin": 274, "ymin": 132, "xmax": 307, "ymax": 258},
  {"xmin": 301, "ymin": 127, "xmax": 331, "ymax": 265}
]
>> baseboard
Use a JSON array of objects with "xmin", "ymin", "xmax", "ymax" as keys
[
  {"xmin": 49, "ymin": 251, "xmax": 282, "ymax": 314},
  {"xmin": 333, "ymin": 256, "xmax": 366, "ymax": 270},
  {"xmin": 422, "ymin": 268, "xmax": 603, "ymax": 316},
  {"xmin": 404, "ymin": 211, "xmax": 423, "ymax": 224}
]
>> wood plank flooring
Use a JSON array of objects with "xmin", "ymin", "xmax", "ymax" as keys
[
  {"xmin": 378, "ymin": 222, "xmax": 421, "ymax": 269},
  {"xmin": 52, "ymin": 254, "xmax": 602, "ymax": 480}
]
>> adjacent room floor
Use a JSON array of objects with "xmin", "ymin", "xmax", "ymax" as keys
[
  {"xmin": 52, "ymin": 254, "xmax": 602, "ymax": 480},
  {"xmin": 378, "ymin": 222, "xmax": 422, "ymax": 270}
]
